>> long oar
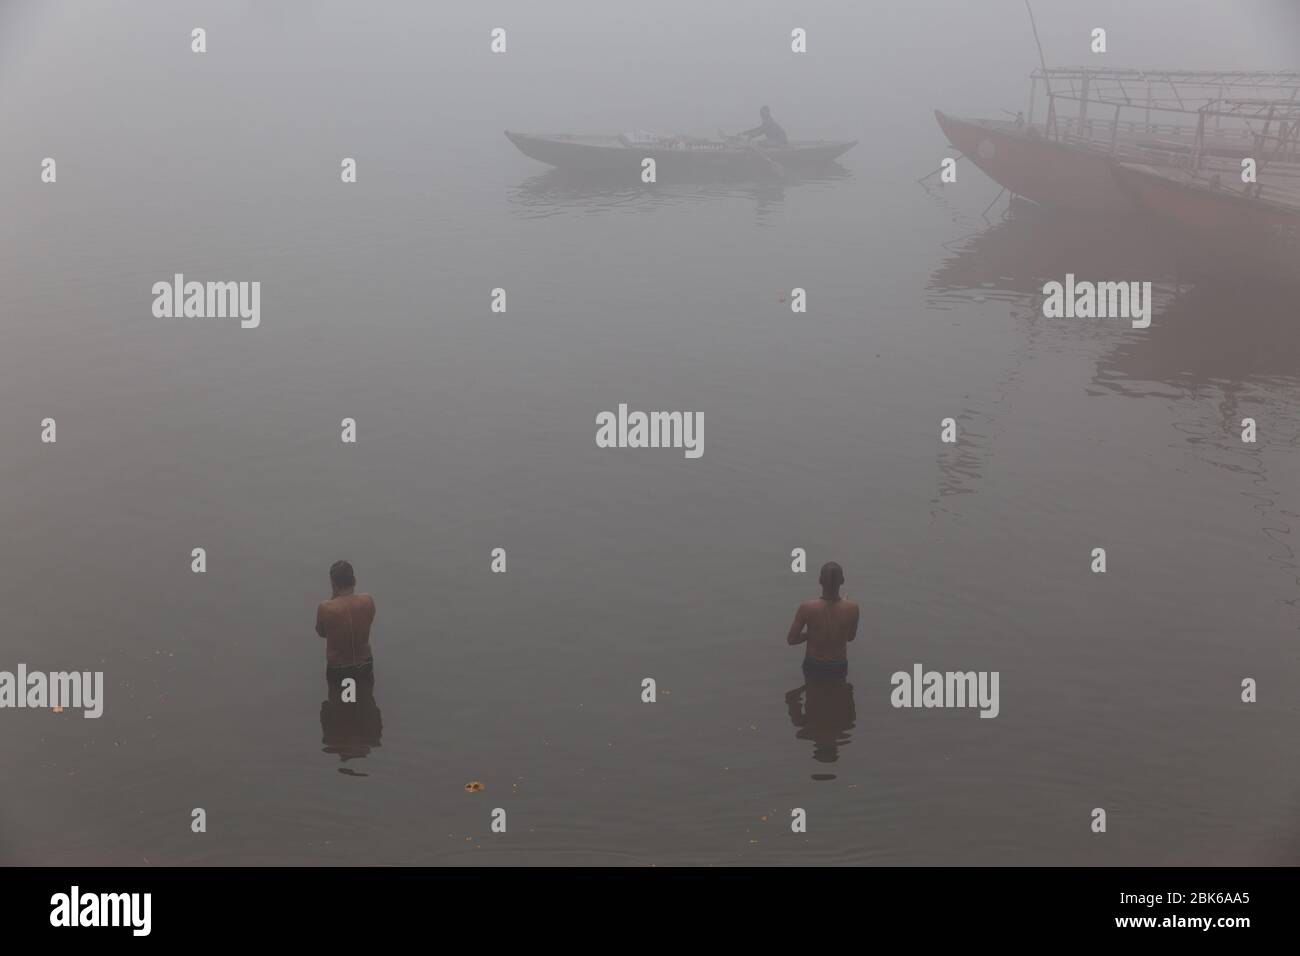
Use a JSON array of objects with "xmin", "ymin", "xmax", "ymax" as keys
[
  {"xmin": 719, "ymin": 128, "xmax": 785, "ymax": 178},
  {"xmin": 746, "ymin": 140, "xmax": 785, "ymax": 178}
]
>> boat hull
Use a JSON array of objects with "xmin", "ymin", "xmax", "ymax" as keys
[
  {"xmin": 505, "ymin": 131, "xmax": 856, "ymax": 174},
  {"xmin": 934, "ymin": 110, "xmax": 1135, "ymax": 214},
  {"xmin": 1112, "ymin": 163, "xmax": 1300, "ymax": 279}
]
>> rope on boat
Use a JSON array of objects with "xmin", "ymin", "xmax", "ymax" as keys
[
  {"xmin": 917, "ymin": 152, "xmax": 965, "ymax": 184},
  {"xmin": 980, "ymin": 188, "xmax": 1007, "ymax": 219}
]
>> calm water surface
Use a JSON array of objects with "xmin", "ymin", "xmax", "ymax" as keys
[{"xmin": 1, "ymin": 1, "xmax": 1297, "ymax": 865}]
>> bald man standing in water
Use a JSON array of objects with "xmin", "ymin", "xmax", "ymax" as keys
[
  {"xmin": 787, "ymin": 562, "xmax": 860, "ymax": 678},
  {"xmin": 315, "ymin": 560, "xmax": 376, "ymax": 679}
]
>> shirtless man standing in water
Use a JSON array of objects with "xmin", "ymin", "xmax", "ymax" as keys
[
  {"xmin": 786, "ymin": 562, "xmax": 860, "ymax": 677},
  {"xmin": 315, "ymin": 560, "xmax": 376, "ymax": 678}
]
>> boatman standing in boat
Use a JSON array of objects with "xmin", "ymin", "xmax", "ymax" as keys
[
  {"xmin": 315, "ymin": 560, "xmax": 377, "ymax": 680},
  {"xmin": 741, "ymin": 106, "xmax": 788, "ymax": 145},
  {"xmin": 786, "ymin": 562, "xmax": 859, "ymax": 678}
]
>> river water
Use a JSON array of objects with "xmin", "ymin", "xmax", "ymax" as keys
[{"xmin": 1, "ymin": 0, "xmax": 1297, "ymax": 865}]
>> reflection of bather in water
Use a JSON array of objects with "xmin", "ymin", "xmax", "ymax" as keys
[
  {"xmin": 785, "ymin": 673, "xmax": 856, "ymax": 764},
  {"xmin": 320, "ymin": 666, "xmax": 383, "ymax": 766}
]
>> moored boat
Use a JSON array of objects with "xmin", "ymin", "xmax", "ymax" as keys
[
  {"xmin": 505, "ymin": 131, "xmax": 857, "ymax": 175},
  {"xmin": 935, "ymin": 68, "xmax": 1300, "ymax": 214},
  {"xmin": 1112, "ymin": 164, "xmax": 1300, "ymax": 234},
  {"xmin": 1112, "ymin": 163, "xmax": 1300, "ymax": 278},
  {"xmin": 1109, "ymin": 98, "xmax": 1300, "ymax": 279},
  {"xmin": 934, "ymin": 110, "xmax": 1137, "ymax": 213}
]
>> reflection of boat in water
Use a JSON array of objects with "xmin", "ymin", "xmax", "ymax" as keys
[
  {"xmin": 507, "ymin": 162, "xmax": 851, "ymax": 220},
  {"xmin": 505, "ymin": 130, "xmax": 856, "ymax": 175},
  {"xmin": 927, "ymin": 200, "xmax": 1300, "ymax": 390},
  {"xmin": 927, "ymin": 197, "xmax": 1180, "ymax": 303},
  {"xmin": 926, "ymin": 201, "xmax": 1300, "ymax": 516},
  {"xmin": 1095, "ymin": 279, "xmax": 1300, "ymax": 393},
  {"xmin": 924, "ymin": 199, "xmax": 1182, "ymax": 508},
  {"xmin": 936, "ymin": 69, "xmax": 1300, "ymax": 214}
]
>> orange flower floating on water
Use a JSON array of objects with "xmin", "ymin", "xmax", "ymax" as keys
[{"xmin": 464, "ymin": 781, "xmax": 484, "ymax": 793}]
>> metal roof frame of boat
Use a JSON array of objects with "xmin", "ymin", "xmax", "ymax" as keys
[
  {"xmin": 1031, "ymin": 68, "xmax": 1300, "ymax": 88},
  {"xmin": 1185, "ymin": 98, "xmax": 1300, "ymax": 173},
  {"xmin": 1021, "ymin": 68, "xmax": 1300, "ymax": 150}
]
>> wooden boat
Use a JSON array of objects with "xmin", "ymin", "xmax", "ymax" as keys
[
  {"xmin": 1112, "ymin": 164, "xmax": 1300, "ymax": 277},
  {"xmin": 1102, "ymin": 100, "xmax": 1300, "ymax": 280},
  {"xmin": 1112, "ymin": 164, "xmax": 1300, "ymax": 234},
  {"xmin": 936, "ymin": 69, "xmax": 1300, "ymax": 214},
  {"xmin": 1110, "ymin": 99, "xmax": 1300, "ymax": 278},
  {"xmin": 504, "ymin": 131, "xmax": 856, "ymax": 174},
  {"xmin": 935, "ymin": 110, "xmax": 1138, "ymax": 213}
]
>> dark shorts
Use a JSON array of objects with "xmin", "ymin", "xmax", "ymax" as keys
[
  {"xmin": 802, "ymin": 657, "xmax": 848, "ymax": 678},
  {"xmin": 326, "ymin": 660, "xmax": 374, "ymax": 682}
]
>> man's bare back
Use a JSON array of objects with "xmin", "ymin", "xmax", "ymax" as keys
[
  {"xmin": 788, "ymin": 596, "xmax": 860, "ymax": 661},
  {"xmin": 316, "ymin": 561, "xmax": 376, "ymax": 670},
  {"xmin": 316, "ymin": 593, "xmax": 376, "ymax": 668},
  {"xmin": 786, "ymin": 561, "xmax": 859, "ymax": 663}
]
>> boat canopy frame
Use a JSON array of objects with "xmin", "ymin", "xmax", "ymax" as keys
[
  {"xmin": 1022, "ymin": 68, "xmax": 1300, "ymax": 157},
  {"xmin": 1188, "ymin": 99, "xmax": 1300, "ymax": 183}
]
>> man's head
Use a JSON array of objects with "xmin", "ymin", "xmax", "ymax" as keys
[
  {"xmin": 818, "ymin": 561, "xmax": 844, "ymax": 594},
  {"xmin": 760, "ymin": 105, "xmax": 772, "ymax": 118},
  {"xmin": 329, "ymin": 560, "xmax": 355, "ymax": 592}
]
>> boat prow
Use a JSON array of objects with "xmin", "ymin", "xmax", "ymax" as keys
[{"xmin": 934, "ymin": 109, "xmax": 1136, "ymax": 213}]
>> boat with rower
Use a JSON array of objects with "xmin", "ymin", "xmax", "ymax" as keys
[{"xmin": 505, "ymin": 130, "xmax": 857, "ymax": 175}]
